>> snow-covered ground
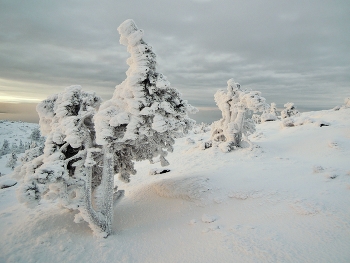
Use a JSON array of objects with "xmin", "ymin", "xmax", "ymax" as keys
[
  {"xmin": 0, "ymin": 108, "xmax": 349, "ymax": 263},
  {"xmin": 0, "ymin": 120, "xmax": 39, "ymax": 176}
]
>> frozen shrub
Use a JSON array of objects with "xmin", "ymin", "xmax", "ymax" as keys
[
  {"xmin": 253, "ymin": 103, "xmax": 278, "ymax": 124},
  {"xmin": 29, "ymin": 127, "xmax": 42, "ymax": 142},
  {"xmin": 0, "ymin": 139, "xmax": 10, "ymax": 156},
  {"xmin": 345, "ymin": 97, "xmax": 350, "ymax": 107},
  {"xmin": 334, "ymin": 97, "xmax": 350, "ymax": 111},
  {"xmin": 261, "ymin": 102, "xmax": 278, "ymax": 122},
  {"xmin": 6, "ymin": 152, "xmax": 17, "ymax": 170},
  {"xmin": 193, "ymin": 122, "xmax": 211, "ymax": 134},
  {"xmin": 281, "ymin": 102, "xmax": 299, "ymax": 119},
  {"xmin": 211, "ymin": 79, "xmax": 268, "ymax": 151}
]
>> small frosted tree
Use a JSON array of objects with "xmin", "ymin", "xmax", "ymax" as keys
[
  {"xmin": 281, "ymin": 102, "xmax": 299, "ymax": 119},
  {"xmin": 11, "ymin": 142, "xmax": 18, "ymax": 155},
  {"xmin": 29, "ymin": 127, "xmax": 41, "ymax": 141},
  {"xmin": 18, "ymin": 140, "xmax": 25, "ymax": 154},
  {"xmin": 211, "ymin": 79, "xmax": 267, "ymax": 151},
  {"xmin": 0, "ymin": 139, "xmax": 10, "ymax": 156},
  {"xmin": 6, "ymin": 152, "xmax": 17, "ymax": 170},
  {"xmin": 334, "ymin": 97, "xmax": 350, "ymax": 110},
  {"xmin": 260, "ymin": 102, "xmax": 278, "ymax": 123},
  {"xmin": 345, "ymin": 97, "xmax": 350, "ymax": 108}
]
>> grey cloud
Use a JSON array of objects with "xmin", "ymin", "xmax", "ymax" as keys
[{"xmin": 0, "ymin": 0, "xmax": 349, "ymax": 123}]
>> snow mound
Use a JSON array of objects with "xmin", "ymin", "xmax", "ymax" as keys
[
  {"xmin": 201, "ymin": 214, "xmax": 218, "ymax": 223},
  {"xmin": 152, "ymin": 176, "xmax": 211, "ymax": 203},
  {"xmin": 289, "ymin": 199, "xmax": 325, "ymax": 215}
]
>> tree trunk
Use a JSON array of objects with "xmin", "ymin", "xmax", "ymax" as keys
[{"xmin": 99, "ymin": 145, "xmax": 115, "ymax": 235}]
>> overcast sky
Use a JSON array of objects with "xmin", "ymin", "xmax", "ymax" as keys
[{"xmin": 0, "ymin": 0, "xmax": 349, "ymax": 123}]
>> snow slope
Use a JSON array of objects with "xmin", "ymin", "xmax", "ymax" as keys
[
  {"xmin": 0, "ymin": 121, "xmax": 39, "ymax": 176},
  {"xmin": 0, "ymin": 108, "xmax": 349, "ymax": 263}
]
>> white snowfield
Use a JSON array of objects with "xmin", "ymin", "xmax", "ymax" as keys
[{"xmin": 0, "ymin": 108, "xmax": 349, "ymax": 263}]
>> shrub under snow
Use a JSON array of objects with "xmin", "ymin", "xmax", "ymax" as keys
[{"xmin": 281, "ymin": 102, "xmax": 300, "ymax": 119}]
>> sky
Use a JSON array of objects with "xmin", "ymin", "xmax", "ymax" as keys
[{"xmin": 0, "ymin": 0, "xmax": 349, "ymax": 123}]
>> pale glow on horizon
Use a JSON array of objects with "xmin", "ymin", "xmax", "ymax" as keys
[
  {"xmin": 0, "ymin": 78, "xmax": 48, "ymax": 103},
  {"xmin": 0, "ymin": 94, "xmax": 42, "ymax": 103}
]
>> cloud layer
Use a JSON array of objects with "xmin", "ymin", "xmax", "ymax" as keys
[{"xmin": 1, "ymin": 0, "xmax": 349, "ymax": 123}]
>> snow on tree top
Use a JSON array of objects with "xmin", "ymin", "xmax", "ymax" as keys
[{"xmin": 95, "ymin": 19, "xmax": 197, "ymax": 146}]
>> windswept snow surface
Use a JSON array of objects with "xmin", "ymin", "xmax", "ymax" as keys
[{"xmin": 1, "ymin": 109, "xmax": 350, "ymax": 262}]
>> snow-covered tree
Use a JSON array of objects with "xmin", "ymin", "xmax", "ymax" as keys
[
  {"xmin": 94, "ymin": 19, "xmax": 197, "ymax": 235},
  {"xmin": 18, "ymin": 140, "xmax": 25, "ymax": 154},
  {"xmin": 211, "ymin": 79, "xmax": 268, "ymax": 152},
  {"xmin": 29, "ymin": 127, "xmax": 41, "ymax": 141},
  {"xmin": 345, "ymin": 97, "xmax": 350, "ymax": 108},
  {"xmin": 6, "ymin": 152, "xmax": 17, "ymax": 170},
  {"xmin": 17, "ymin": 19, "xmax": 196, "ymax": 237},
  {"xmin": 334, "ymin": 97, "xmax": 350, "ymax": 110},
  {"xmin": 19, "ymin": 145, "xmax": 44, "ymax": 165},
  {"xmin": 281, "ymin": 102, "xmax": 299, "ymax": 119},
  {"xmin": 260, "ymin": 102, "xmax": 278, "ymax": 123},
  {"xmin": 17, "ymin": 86, "xmax": 106, "ymax": 235},
  {"xmin": 24, "ymin": 142, "xmax": 30, "ymax": 151},
  {"xmin": 0, "ymin": 139, "xmax": 10, "ymax": 156},
  {"xmin": 11, "ymin": 142, "xmax": 18, "ymax": 155},
  {"xmin": 193, "ymin": 122, "xmax": 211, "ymax": 134}
]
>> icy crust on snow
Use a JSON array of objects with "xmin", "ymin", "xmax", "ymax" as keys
[{"xmin": 94, "ymin": 19, "xmax": 197, "ymax": 182}]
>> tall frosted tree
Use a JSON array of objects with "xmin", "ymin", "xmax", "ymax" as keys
[
  {"xmin": 94, "ymin": 19, "xmax": 197, "ymax": 235},
  {"xmin": 17, "ymin": 19, "xmax": 196, "ymax": 237}
]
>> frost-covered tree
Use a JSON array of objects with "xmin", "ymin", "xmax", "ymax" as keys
[
  {"xmin": 19, "ymin": 145, "xmax": 44, "ymax": 165},
  {"xmin": 345, "ymin": 97, "xmax": 350, "ymax": 108},
  {"xmin": 17, "ymin": 86, "xmax": 107, "ymax": 235},
  {"xmin": 17, "ymin": 19, "xmax": 196, "ymax": 237},
  {"xmin": 24, "ymin": 142, "xmax": 30, "ymax": 151},
  {"xmin": 94, "ymin": 19, "xmax": 196, "ymax": 235},
  {"xmin": 334, "ymin": 97, "xmax": 350, "ymax": 110},
  {"xmin": 11, "ymin": 142, "xmax": 18, "ymax": 155},
  {"xmin": 29, "ymin": 127, "xmax": 41, "ymax": 141},
  {"xmin": 281, "ymin": 102, "xmax": 299, "ymax": 119},
  {"xmin": 18, "ymin": 140, "xmax": 25, "ymax": 154},
  {"xmin": 211, "ymin": 79, "xmax": 268, "ymax": 152},
  {"xmin": 193, "ymin": 122, "xmax": 211, "ymax": 134},
  {"xmin": 0, "ymin": 139, "xmax": 10, "ymax": 156},
  {"xmin": 260, "ymin": 102, "xmax": 278, "ymax": 123},
  {"xmin": 6, "ymin": 152, "xmax": 17, "ymax": 170}
]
